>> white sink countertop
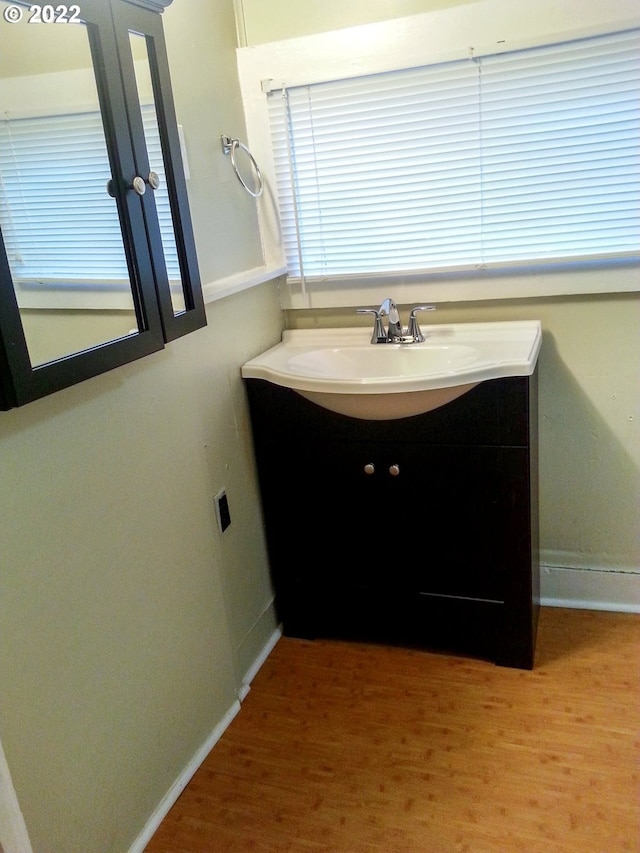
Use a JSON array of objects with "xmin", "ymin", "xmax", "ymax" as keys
[{"xmin": 241, "ymin": 321, "xmax": 542, "ymax": 419}]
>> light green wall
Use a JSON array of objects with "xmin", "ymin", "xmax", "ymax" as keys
[
  {"xmin": 236, "ymin": 0, "xmax": 477, "ymax": 45},
  {"xmin": 164, "ymin": 0, "xmax": 266, "ymax": 284},
  {"xmin": 0, "ymin": 1, "xmax": 283, "ymax": 852},
  {"xmin": 0, "ymin": 0, "xmax": 89, "ymax": 76}
]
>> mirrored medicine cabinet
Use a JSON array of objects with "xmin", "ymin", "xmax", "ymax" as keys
[{"xmin": 0, "ymin": 0, "xmax": 205, "ymax": 410}]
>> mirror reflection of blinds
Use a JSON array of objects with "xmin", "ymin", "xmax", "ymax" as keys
[
  {"xmin": 0, "ymin": 105, "xmax": 179, "ymax": 287},
  {"xmin": 267, "ymin": 28, "xmax": 640, "ymax": 282}
]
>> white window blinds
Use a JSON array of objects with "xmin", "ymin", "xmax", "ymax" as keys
[
  {"xmin": 267, "ymin": 28, "xmax": 640, "ymax": 282},
  {"xmin": 0, "ymin": 105, "xmax": 178, "ymax": 287}
]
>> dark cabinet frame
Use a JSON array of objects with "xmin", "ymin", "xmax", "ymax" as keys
[
  {"xmin": 0, "ymin": 0, "xmax": 205, "ymax": 410},
  {"xmin": 246, "ymin": 374, "xmax": 540, "ymax": 669}
]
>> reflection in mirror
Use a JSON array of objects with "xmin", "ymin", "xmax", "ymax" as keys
[
  {"xmin": 129, "ymin": 31, "xmax": 186, "ymax": 316},
  {"xmin": 231, "ymin": 142, "xmax": 263, "ymax": 198},
  {"xmin": 0, "ymin": 2, "xmax": 139, "ymax": 367}
]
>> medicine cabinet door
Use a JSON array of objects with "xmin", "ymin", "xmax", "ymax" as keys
[{"xmin": 111, "ymin": 0, "xmax": 205, "ymax": 342}]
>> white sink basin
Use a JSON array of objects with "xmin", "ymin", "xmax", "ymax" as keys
[
  {"xmin": 242, "ymin": 321, "xmax": 542, "ymax": 420},
  {"xmin": 286, "ymin": 342, "xmax": 479, "ymax": 380}
]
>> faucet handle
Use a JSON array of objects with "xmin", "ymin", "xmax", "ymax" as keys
[
  {"xmin": 356, "ymin": 308, "xmax": 386, "ymax": 344},
  {"xmin": 407, "ymin": 305, "xmax": 436, "ymax": 343}
]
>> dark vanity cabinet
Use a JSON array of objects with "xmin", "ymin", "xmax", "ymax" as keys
[
  {"xmin": 0, "ymin": 0, "xmax": 205, "ymax": 410},
  {"xmin": 246, "ymin": 374, "xmax": 539, "ymax": 669}
]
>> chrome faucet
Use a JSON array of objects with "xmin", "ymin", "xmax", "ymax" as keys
[
  {"xmin": 357, "ymin": 299, "xmax": 436, "ymax": 344},
  {"xmin": 379, "ymin": 298, "xmax": 403, "ymax": 342}
]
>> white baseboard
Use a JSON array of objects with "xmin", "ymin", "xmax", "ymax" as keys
[
  {"xmin": 239, "ymin": 624, "xmax": 282, "ymax": 702},
  {"xmin": 540, "ymin": 563, "xmax": 640, "ymax": 613},
  {"xmin": 128, "ymin": 701, "xmax": 241, "ymax": 853},
  {"xmin": 0, "ymin": 737, "xmax": 33, "ymax": 853},
  {"xmin": 129, "ymin": 626, "xmax": 282, "ymax": 852}
]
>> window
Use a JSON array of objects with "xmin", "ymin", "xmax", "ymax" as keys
[{"xmin": 266, "ymin": 29, "xmax": 639, "ymax": 285}]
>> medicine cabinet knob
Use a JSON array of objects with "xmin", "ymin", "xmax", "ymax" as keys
[
  {"xmin": 131, "ymin": 176, "xmax": 147, "ymax": 196},
  {"xmin": 363, "ymin": 463, "xmax": 375, "ymax": 475},
  {"xmin": 106, "ymin": 173, "xmax": 159, "ymax": 198},
  {"xmin": 389, "ymin": 464, "xmax": 400, "ymax": 477}
]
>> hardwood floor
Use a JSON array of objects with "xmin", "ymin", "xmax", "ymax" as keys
[{"xmin": 145, "ymin": 608, "xmax": 639, "ymax": 852}]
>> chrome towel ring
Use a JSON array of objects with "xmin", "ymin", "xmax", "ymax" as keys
[{"xmin": 221, "ymin": 135, "xmax": 263, "ymax": 198}]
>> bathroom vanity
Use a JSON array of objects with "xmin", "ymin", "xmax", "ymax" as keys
[{"xmin": 243, "ymin": 322, "xmax": 541, "ymax": 669}]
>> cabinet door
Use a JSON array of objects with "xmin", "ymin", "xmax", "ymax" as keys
[
  {"xmin": 306, "ymin": 441, "xmax": 420, "ymax": 640},
  {"xmin": 400, "ymin": 445, "xmax": 521, "ymax": 601},
  {"xmin": 111, "ymin": 0, "xmax": 206, "ymax": 341}
]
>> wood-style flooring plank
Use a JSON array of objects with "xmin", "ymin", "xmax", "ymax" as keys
[{"xmin": 145, "ymin": 608, "xmax": 639, "ymax": 852}]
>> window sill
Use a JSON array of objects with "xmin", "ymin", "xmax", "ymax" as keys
[
  {"xmin": 202, "ymin": 262, "xmax": 286, "ymax": 304},
  {"xmin": 278, "ymin": 260, "xmax": 640, "ymax": 309}
]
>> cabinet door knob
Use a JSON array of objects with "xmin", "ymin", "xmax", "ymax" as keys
[
  {"xmin": 389, "ymin": 464, "xmax": 400, "ymax": 477},
  {"xmin": 108, "ymin": 174, "xmax": 159, "ymax": 198},
  {"xmin": 107, "ymin": 172, "xmax": 147, "ymax": 198},
  {"xmin": 363, "ymin": 463, "xmax": 375, "ymax": 475},
  {"xmin": 131, "ymin": 176, "xmax": 147, "ymax": 196}
]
